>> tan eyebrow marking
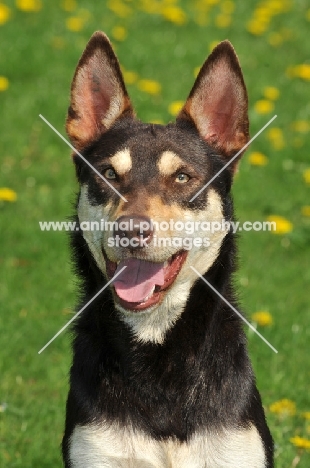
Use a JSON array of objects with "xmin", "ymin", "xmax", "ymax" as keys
[
  {"xmin": 157, "ymin": 151, "xmax": 184, "ymax": 176},
  {"xmin": 109, "ymin": 149, "xmax": 132, "ymax": 175}
]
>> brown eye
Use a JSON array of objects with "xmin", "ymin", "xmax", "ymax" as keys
[
  {"xmin": 175, "ymin": 173, "xmax": 190, "ymax": 184},
  {"xmin": 103, "ymin": 168, "xmax": 117, "ymax": 180}
]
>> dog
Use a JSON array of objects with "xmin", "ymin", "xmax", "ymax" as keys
[{"xmin": 62, "ymin": 31, "xmax": 274, "ymax": 467}]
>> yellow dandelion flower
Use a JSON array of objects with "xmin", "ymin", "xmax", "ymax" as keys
[
  {"xmin": 271, "ymin": 138, "xmax": 284, "ymax": 150},
  {"xmin": 161, "ymin": 6, "xmax": 187, "ymax": 25},
  {"xmin": 306, "ymin": 9, "xmax": 310, "ymax": 21},
  {"xmin": 266, "ymin": 215, "xmax": 293, "ymax": 235},
  {"xmin": 204, "ymin": 0, "xmax": 220, "ymax": 5},
  {"xmin": 288, "ymin": 64, "xmax": 310, "ymax": 81},
  {"xmin": 61, "ymin": 0, "xmax": 76, "ymax": 12},
  {"xmin": 248, "ymin": 0, "xmax": 292, "ymax": 38},
  {"xmin": 246, "ymin": 19, "xmax": 267, "ymax": 36},
  {"xmin": 302, "ymin": 412, "xmax": 310, "ymax": 420},
  {"xmin": 139, "ymin": 0, "xmax": 160, "ymax": 15},
  {"xmin": 254, "ymin": 6, "xmax": 271, "ymax": 21},
  {"xmin": 291, "ymin": 121, "xmax": 310, "ymax": 132},
  {"xmin": 137, "ymin": 79, "xmax": 161, "ymax": 95},
  {"xmin": 0, "ymin": 187, "xmax": 17, "ymax": 202},
  {"xmin": 16, "ymin": 0, "xmax": 42, "ymax": 12},
  {"xmin": 0, "ymin": 76, "xmax": 9, "ymax": 91},
  {"xmin": 168, "ymin": 101, "xmax": 184, "ymax": 116},
  {"xmin": 251, "ymin": 311, "xmax": 273, "ymax": 326},
  {"xmin": 254, "ymin": 99, "xmax": 274, "ymax": 114},
  {"xmin": 267, "ymin": 128, "xmax": 283, "ymax": 140},
  {"xmin": 215, "ymin": 14, "xmax": 231, "ymax": 28},
  {"xmin": 220, "ymin": 0, "xmax": 235, "ymax": 14},
  {"xmin": 268, "ymin": 0, "xmax": 291, "ymax": 14},
  {"xmin": 266, "ymin": 127, "xmax": 285, "ymax": 150},
  {"xmin": 66, "ymin": 16, "xmax": 84, "ymax": 32},
  {"xmin": 270, "ymin": 399, "xmax": 296, "ymax": 416},
  {"xmin": 290, "ymin": 436, "xmax": 310, "ymax": 450},
  {"xmin": 296, "ymin": 64, "xmax": 310, "ymax": 80},
  {"xmin": 263, "ymin": 86, "xmax": 280, "ymax": 101},
  {"xmin": 248, "ymin": 151, "xmax": 268, "ymax": 166},
  {"xmin": 112, "ymin": 26, "xmax": 127, "ymax": 42},
  {"xmin": 123, "ymin": 70, "xmax": 138, "ymax": 85},
  {"xmin": 301, "ymin": 206, "xmax": 310, "ymax": 217},
  {"xmin": 107, "ymin": 0, "xmax": 132, "ymax": 18},
  {"xmin": 303, "ymin": 168, "xmax": 310, "ymax": 184},
  {"xmin": 0, "ymin": 3, "xmax": 11, "ymax": 24}
]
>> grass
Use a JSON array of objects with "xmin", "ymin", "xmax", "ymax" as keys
[{"xmin": 1, "ymin": 0, "xmax": 310, "ymax": 466}]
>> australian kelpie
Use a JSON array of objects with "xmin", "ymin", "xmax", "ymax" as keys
[{"xmin": 62, "ymin": 31, "xmax": 273, "ymax": 467}]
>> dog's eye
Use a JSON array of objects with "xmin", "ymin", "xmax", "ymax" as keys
[
  {"xmin": 175, "ymin": 173, "xmax": 190, "ymax": 184},
  {"xmin": 103, "ymin": 168, "xmax": 117, "ymax": 180}
]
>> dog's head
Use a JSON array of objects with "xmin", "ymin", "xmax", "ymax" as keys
[{"xmin": 67, "ymin": 32, "xmax": 249, "ymax": 343}]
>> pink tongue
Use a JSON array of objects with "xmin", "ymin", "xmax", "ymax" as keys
[{"xmin": 113, "ymin": 258, "xmax": 165, "ymax": 303}]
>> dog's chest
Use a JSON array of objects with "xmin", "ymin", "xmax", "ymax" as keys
[{"xmin": 69, "ymin": 422, "xmax": 266, "ymax": 468}]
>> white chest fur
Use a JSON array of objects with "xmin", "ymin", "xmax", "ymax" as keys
[{"xmin": 69, "ymin": 422, "xmax": 266, "ymax": 468}]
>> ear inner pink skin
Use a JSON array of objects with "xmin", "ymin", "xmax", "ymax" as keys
[
  {"xmin": 66, "ymin": 31, "xmax": 134, "ymax": 150},
  {"xmin": 177, "ymin": 40, "xmax": 249, "ymax": 166},
  {"xmin": 113, "ymin": 258, "xmax": 165, "ymax": 303}
]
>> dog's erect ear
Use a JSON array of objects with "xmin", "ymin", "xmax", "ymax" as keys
[
  {"xmin": 66, "ymin": 31, "xmax": 134, "ymax": 150},
  {"xmin": 177, "ymin": 41, "xmax": 249, "ymax": 170}
]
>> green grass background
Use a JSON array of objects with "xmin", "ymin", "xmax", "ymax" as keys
[{"xmin": 0, "ymin": 0, "xmax": 310, "ymax": 466}]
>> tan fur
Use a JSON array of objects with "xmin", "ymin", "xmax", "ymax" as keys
[
  {"xmin": 110, "ymin": 149, "xmax": 132, "ymax": 176},
  {"xmin": 79, "ymin": 184, "xmax": 228, "ymax": 344},
  {"xmin": 157, "ymin": 151, "xmax": 184, "ymax": 176}
]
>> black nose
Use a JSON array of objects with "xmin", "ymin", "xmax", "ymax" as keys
[{"xmin": 113, "ymin": 215, "xmax": 154, "ymax": 248}]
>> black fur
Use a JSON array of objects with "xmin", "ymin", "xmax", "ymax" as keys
[
  {"xmin": 62, "ymin": 119, "xmax": 273, "ymax": 467},
  {"xmin": 62, "ymin": 32, "xmax": 273, "ymax": 467}
]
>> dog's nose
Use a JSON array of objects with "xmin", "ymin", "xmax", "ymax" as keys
[{"xmin": 113, "ymin": 215, "xmax": 154, "ymax": 248}]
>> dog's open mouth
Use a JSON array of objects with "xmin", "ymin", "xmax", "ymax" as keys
[{"xmin": 105, "ymin": 250, "xmax": 188, "ymax": 311}]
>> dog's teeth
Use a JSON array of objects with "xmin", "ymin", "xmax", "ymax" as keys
[
  {"xmin": 164, "ymin": 261, "xmax": 168, "ymax": 268},
  {"xmin": 143, "ymin": 286, "xmax": 155, "ymax": 301}
]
